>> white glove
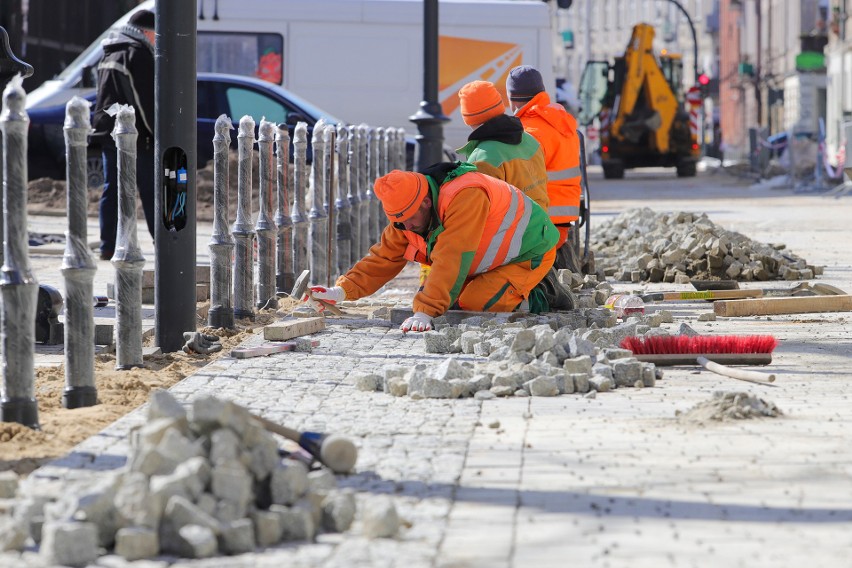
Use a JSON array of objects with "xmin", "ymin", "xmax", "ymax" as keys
[
  {"xmin": 308, "ymin": 286, "xmax": 345, "ymax": 304},
  {"xmin": 400, "ymin": 312, "xmax": 433, "ymax": 333},
  {"xmin": 301, "ymin": 285, "xmax": 345, "ymax": 313}
]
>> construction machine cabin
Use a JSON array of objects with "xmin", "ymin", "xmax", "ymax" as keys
[{"xmin": 578, "ymin": 23, "xmax": 700, "ymax": 179}]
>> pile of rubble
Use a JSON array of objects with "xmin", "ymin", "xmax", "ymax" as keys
[
  {"xmin": 0, "ymin": 392, "xmax": 399, "ymax": 566},
  {"xmin": 677, "ymin": 391, "xmax": 783, "ymax": 424},
  {"xmin": 353, "ymin": 308, "xmax": 673, "ymax": 400},
  {"xmin": 591, "ymin": 208, "xmax": 822, "ymax": 283}
]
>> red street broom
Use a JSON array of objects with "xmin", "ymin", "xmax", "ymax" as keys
[{"xmin": 621, "ymin": 335, "xmax": 779, "ymax": 385}]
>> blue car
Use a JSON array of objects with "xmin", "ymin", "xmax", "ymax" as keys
[{"xmin": 27, "ymin": 72, "xmax": 430, "ymax": 187}]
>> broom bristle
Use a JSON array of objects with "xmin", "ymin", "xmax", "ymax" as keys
[{"xmin": 621, "ymin": 335, "xmax": 778, "ymax": 355}]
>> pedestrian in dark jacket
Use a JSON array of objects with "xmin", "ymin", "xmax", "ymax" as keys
[{"xmin": 91, "ymin": 9, "xmax": 156, "ymax": 260}]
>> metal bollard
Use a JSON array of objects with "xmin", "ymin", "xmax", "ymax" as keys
[
  {"xmin": 0, "ymin": 76, "xmax": 39, "ymax": 427},
  {"xmin": 111, "ymin": 104, "xmax": 145, "ymax": 370},
  {"xmin": 232, "ymin": 115, "xmax": 255, "ymax": 320},
  {"xmin": 256, "ymin": 119, "xmax": 277, "ymax": 308},
  {"xmin": 61, "ymin": 96, "xmax": 97, "ymax": 408},
  {"xmin": 347, "ymin": 125, "xmax": 361, "ymax": 264},
  {"xmin": 323, "ymin": 124, "xmax": 337, "ymax": 283},
  {"xmin": 308, "ymin": 120, "xmax": 329, "ymax": 287},
  {"xmin": 208, "ymin": 115, "xmax": 235, "ymax": 329},
  {"xmin": 334, "ymin": 124, "xmax": 351, "ymax": 277},
  {"xmin": 275, "ymin": 124, "xmax": 294, "ymax": 294},
  {"xmin": 291, "ymin": 122, "xmax": 309, "ymax": 281}
]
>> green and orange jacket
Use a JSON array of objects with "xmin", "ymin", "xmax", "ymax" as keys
[
  {"xmin": 337, "ymin": 164, "xmax": 558, "ymax": 317},
  {"xmin": 514, "ymin": 91, "xmax": 582, "ymax": 226},
  {"xmin": 456, "ymin": 114, "xmax": 549, "ymax": 211}
]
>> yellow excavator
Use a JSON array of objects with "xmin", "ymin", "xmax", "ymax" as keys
[{"xmin": 578, "ymin": 23, "xmax": 699, "ymax": 179}]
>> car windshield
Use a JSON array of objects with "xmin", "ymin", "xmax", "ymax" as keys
[
  {"xmin": 56, "ymin": 27, "xmax": 115, "ymax": 82},
  {"xmin": 279, "ymin": 87, "xmax": 346, "ymax": 126}
]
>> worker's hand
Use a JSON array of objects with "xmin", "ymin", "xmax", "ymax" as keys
[
  {"xmin": 308, "ymin": 286, "xmax": 345, "ymax": 304},
  {"xmin": 302, "ymin": 285, "xmax": 345, "ymax": 313},
  {"xmin": 400, "ymin": 312, "xmax": 433, "ymax": 333},
  {"xmin": 182, "ymin": 332, "xmax": 222, "ymax": 354}
]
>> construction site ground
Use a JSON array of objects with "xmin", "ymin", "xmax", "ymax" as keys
[{"xmin": 4, "ymin": 164, "xmax": 852, "ymax": 567}]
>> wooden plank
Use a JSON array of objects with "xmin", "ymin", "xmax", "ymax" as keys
[
  {"xmin": 643, "ymin": 289, "xmax": 762, "ymax": 302},
  {"xmin": 714, "ymin": 294, "xmax": 852, "ymax": 317},
  {"xmin": 263, "ymin": 317, "xmax": 325, "ymax": 341},
  {"xmin": 231, "ymin": 339, "xmax": 320, "ymax": 359}
]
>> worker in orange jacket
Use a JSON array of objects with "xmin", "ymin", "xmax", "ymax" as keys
[
  {"xmin": 506, "ymin": 65, "xmax": 584, "ymax": 273},
  {"xmin": 305, "ymin": 162, "xmax": 560, "ymax": 332}
]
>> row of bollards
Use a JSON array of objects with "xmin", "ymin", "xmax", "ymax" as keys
[
  {"xmin": 0, "ymin": 73, "xmax": 407, "ymax": 428},
  {"xmin": 206, "ymin": 117, "xmax": 407, "ymax": 328}
]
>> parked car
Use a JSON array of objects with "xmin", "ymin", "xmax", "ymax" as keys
[{"xmin": 27, "ymin": 72, "xmax": 452, "ymax": 187}]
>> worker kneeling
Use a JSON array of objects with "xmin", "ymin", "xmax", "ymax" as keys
[{"xmin": 307, "ymin": 162, "xmax": 559, "ymax": 333}]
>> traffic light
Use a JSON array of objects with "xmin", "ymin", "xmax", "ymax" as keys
[{"xmin": 697, "ymin": 72, "xmax": 710, "ymax": 95}]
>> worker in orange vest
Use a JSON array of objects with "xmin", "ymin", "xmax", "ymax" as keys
[
  {"xmin": 506, "ymin": 65, "xmax": 584, "ymax": 274},
  {"xmin": 304, "ymin": 163, "xmax": 560, "ymax": 332}
]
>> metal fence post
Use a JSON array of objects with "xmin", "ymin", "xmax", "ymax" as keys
[
  {"xmin": 208, "ymin": 114, "xmax": 235, "ymax": 329},
  {"xmin": 111, "ymin": 104, "xmax": 145, "ymax": 370},
  {"xmin": 232, "ymin": 115, "xmax": 255, "ymax": 320},
  {"xmin": 275, "ymin": 124, "xmax": 294, "ymax": 294},
  {"xmin": 0, "ymin": 76, "xmax": 39, "ymax": 427},
  {"xmin": 291, "ymin": 122, "xmax": 309, "ymax": 281},
  {"xmin": 366, "ymin": 127, "xmax": 380, "ymax": 247},
  {"xmin": 256, "ymin": 119, "xmax": 277, "ymax": 308},
  {"xmin": 61, "ymin": 96, "xmax": 97, "ymax": 408}
]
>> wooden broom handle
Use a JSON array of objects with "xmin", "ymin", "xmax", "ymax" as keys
[{"xmin": 696, "ymin": 356, "xmax": 776, "ymax": 385}]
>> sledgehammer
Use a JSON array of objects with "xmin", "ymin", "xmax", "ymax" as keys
[{"xmin": 251, "ymin": 413, "xmax": 358, "ymax": 474}]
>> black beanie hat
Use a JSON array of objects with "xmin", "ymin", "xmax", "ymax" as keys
[
  {"xmin": 129, "ymin": 9, "xmax": 155, "ymax": 30},
  {"xmin": 506, "ymin": 65, "xmax": 545, "ymax": 102}
]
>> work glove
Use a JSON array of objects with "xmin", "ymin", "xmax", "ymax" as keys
[
  {"xmin": 182, "ymin": 332, "xmax": 222, "ymax": 354},
  {"xmin": 301, "ymin": 285, "xmax": 345, "ymax": 313},
  {"xmin": 400, "ymin": 311, "xmax": 433, "ymax": 333}
]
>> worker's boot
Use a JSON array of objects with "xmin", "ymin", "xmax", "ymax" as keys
[
  {"xmin": 553, "ymin": 229, "xmax": 582, "ymax": 274},
  {"xmin": 533, "ymin": 267, "xmax": 576, "ymax": 311}
]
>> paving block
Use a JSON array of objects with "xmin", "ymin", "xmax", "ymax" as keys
[
  {"xmin": 211, "ymin": 463, "xmax": 253, "ymax": 508},
  {"xmin": 321, "ymin": 490, "xmax": 356, "ymax": 533},
  {"xmin": 263, "ymin": 317, "xmax": 325, "ymax": 341},
  {"xmin": 270, "ymin": 460, "xmax": 310, "ymax": 506},
  {"xmin": 220, "ymin": 518, "xmax": 256, "ymax": 555},
  {"xmin": 164, "ymin": 495, "xmax": 221, "ymax": 535},
  {"xmin": 361, "ymin": 497, "xmax": 400, "ymax": 539},
  {"xmin": 251, "ymin": 510, "xmax": 283, "ymax": 546},
  {"xmin": 40, "ymin": 521, "xmax": 99, "ymax": 567},
  {"xmin": 270, "ymin": 504, "xmax": 315, "ymax": 542},
  {"xmin": 161, "ymin": 523, "xmax": 218, "ymax": 558},
  {"xmin": 115, "ymin": 526, "xmax": 159, "ymax": 561},
  {"xmin": 0, "ymin": 471, "xmax": 18, "ymax": 499}
]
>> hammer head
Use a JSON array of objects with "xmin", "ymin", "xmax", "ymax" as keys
[{"xmin": 291, "ymin": 269, "xmax": 311, "ymax": 300}]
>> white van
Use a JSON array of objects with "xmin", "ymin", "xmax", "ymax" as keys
[{"xmin": 26, "ymin": 0, "xmax": 555, "ymax": 149}]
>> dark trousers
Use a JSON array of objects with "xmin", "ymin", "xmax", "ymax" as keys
[{"xmin": 99, "ymin": 137, "xmax": 156, "ymax": 254}]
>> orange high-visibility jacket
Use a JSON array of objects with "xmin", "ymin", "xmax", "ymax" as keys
[
  {"xmin": 337, "ymin": 170, "xmax": 558, "ymax": 316},
  {"xmin": 514, "ymin": 91, "xmax": 582, "ymax": 228}
]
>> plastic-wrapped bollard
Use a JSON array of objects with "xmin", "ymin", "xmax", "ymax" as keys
[
  {"xmin": 110, "ymin": 104, "xmax": 145, "ymax": 370},
  {"xmin": 347, "ymin": 125, "xmax": 362, "ymax": 265},
  {"xmin": 308, "ymin": 119, "xmax": 329, "ymax": 287},
  {"xmin": 208, "ymin": 114, "xmax": 235, "ymax": 329},
  {"xmin": 334, "ymin": 124, "xmax": 351, "ymax": 277},
  {"xmin": 275, "ymin": 124, "xmax": 294, "ymax": 294},
  {"xmin": 232, "ymin": 115, "xmax": 256, "ymax": 320},
  {"xmin": 256, "ymin": 119, "xmax": 278, "ymax": 308},
  {"xmin": 291, "ymin": 122, "xmax": 309, "ymax": 281},
  {"xmin": 0, "ymin": 76, "xmax": 39, "ymax": 427},
  {"xmin": 61, "ymin": 96, "xmax": 97, "ymax": 407}
]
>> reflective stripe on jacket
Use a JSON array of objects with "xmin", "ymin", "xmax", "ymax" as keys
[{"xmin": 514, "ymin": 91, "xmax": 582, "ymax": 224}]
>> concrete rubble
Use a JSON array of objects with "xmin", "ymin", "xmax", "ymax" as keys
[
  {"xmin": 351, "ymin": 308, "xmax": 669, "ymax": 400},
  {"xmin": 0, "ymin": 391, "xmax": 402, "ymax": 565},
  {"xmin": 590, "ymin": 207, "xmax": 823, "ymax": 283}
]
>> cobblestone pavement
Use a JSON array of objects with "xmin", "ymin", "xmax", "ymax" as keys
[{"xmin": 5, "ymin": 171, "xmax": 852, "ymax": 567}]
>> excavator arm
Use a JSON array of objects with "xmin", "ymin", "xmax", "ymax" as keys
[{"xmin": 609, "ymin": 24, "xmax": 678, "ymax": 154}]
